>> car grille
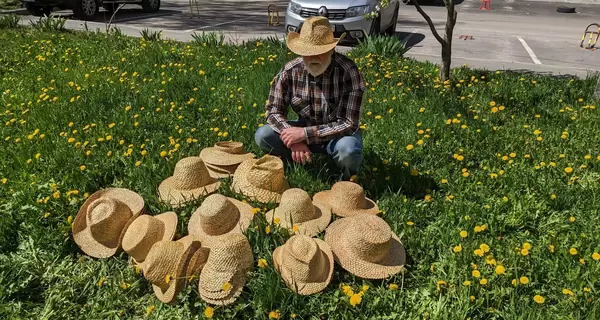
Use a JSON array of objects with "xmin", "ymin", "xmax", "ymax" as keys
[{"xmin": 300, "ymin": 7, "xmax": 346, "ymax": 20}]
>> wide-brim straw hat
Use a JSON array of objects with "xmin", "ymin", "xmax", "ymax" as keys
[
  {"xmin": 141, "ymin": 235, "xmax": 208, "ymax": 304},
  {"xmin": 273, "ymin": 234, "xmax": 334, "ymax": 295},
  {"xmin": 158, "ymin": 156, "xmax": 221, "ymax": 208},
  {"xmin": 286, "ymin": 16, "xmax": 346, "ymax": 57},
  {"xmin": 231, "ymin": 155, "xmax": 290, "ymax": 204},
  {"xmin": 200, "ymin": 141, "xmax": 255, "ymax": 167},
  {"xmin": 265, "ymin": 188, "xmax": 331, "ymax": 237},
  {"xmin": 313, "ymin": 181, "xmax": 378, "ymax": 217},
  {"xmin": 72, "ymin": 188, "xmax": 145, "ymax": 258},
  {"xmin": 122, "ymin": 212, "xmax": 178, "ymax": 264},
  {"xmin": 198, "ymin": 233, "xmax": 254, "ymax": 306},
  {"xmin": 324, "ymin": 215, "xmax": 406, "ymax": 279},
  {"xmin": 187, "ymin": 193, "xmax": 254, "ymax": 246}
]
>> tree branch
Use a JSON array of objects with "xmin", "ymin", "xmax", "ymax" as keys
[{"xmin": 412, "ymin": 0, "xmax": 446, "ymax": 45}]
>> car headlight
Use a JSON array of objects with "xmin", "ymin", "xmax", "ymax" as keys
[
  {"xmin": 346, "ymin": 5, "xmax": 371, "ymax": 18},
  {"xmin": 288, "ymin": 1, "xmax": 302, "ymax": 14}
]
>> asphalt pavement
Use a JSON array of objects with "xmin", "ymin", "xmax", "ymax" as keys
[{"xmin": 7, "ymin": 0, "xmax": 600, "ymax": 78}]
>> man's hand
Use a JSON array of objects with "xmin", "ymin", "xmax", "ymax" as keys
[
  {"xmin": 290, "ymin": 142, "xmax": 311, "ymax": 164},
  {"xmin": 281, "ymin": 127, "xmax": 306, "ymax": 148}
]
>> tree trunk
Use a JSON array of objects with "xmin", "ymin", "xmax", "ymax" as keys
[
  {"xmin": 412, "ymin": 0, "xmax": 457, "ymax": 81},
  {"xmin": 441, "ymin": 0, "xmax": 457, "ymax": 81}
]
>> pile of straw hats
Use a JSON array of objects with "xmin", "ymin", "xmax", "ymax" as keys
[{"xmin": 72, "ymin": 140, "xmax": 406, "ymax": 305}]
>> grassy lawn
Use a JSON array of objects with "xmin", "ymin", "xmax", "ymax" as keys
[
  {"xmin": 1, "ymin": 19, "xmax": 600, "ymax": 319},
  {"xmin": 0, "ymin": 0, "xmax": 22, "ymax": 10}
]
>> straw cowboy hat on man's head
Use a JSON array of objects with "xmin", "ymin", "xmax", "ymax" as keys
[{"xmin": 286, "ymin": 16, "xmax": 345, "ymax": 57}]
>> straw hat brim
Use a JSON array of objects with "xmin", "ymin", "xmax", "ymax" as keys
[
  {"xmin": 205, "ymin": 163, "xmax": 239, "ymax": 179},
  {"xmin": 265, "ymin": 202, "xmax": 331, "ymax": 237},
  {"xmin": 128, "ymin": 212, "xmax": 178, "ymax": 266},
  {"xmin": 313, "ymin": 190, "xmax": 379, "ymax": 217},
  {"xmin": 324, "ymin": 218, "xmax": 406, "ymax": 279},
  {"xmin": 200, "ymin": 147, "xmax": 255, "ymax": 167},
  {"xmin": 72, "ymin": 188, "xmax": 145, "ymax": 259},
  {"xmin": 158, "ymin": 176, "xmax": 221, "ymax": 208},
  {"xmin": 199, "ymin": 270, "xmax": 247, "ymax": 306},
  {"xmin": 187, "ymin": 197, "xmax": 255, "ymax": 245},
  {"xmin": 231, "ymin": 159, "xmax": 290, "ymax": 204},
  {"xmin": 286, "ymin": 32, "xmax": 346, "ymax": 57},
  {"xmin": 272, "ymin": 238, "xmax": 334, "ymax": 295},
  {"xmin": 150, "ymin": 235, "xmax": 202, "ymax": 304}
]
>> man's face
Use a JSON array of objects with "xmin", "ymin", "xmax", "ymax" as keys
[{"xmin": 303, "ymin": 50, "xmax": 333, "ymax": 77}]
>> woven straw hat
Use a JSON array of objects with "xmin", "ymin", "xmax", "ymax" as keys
[
  {"xmin": 272, "ymin": 234, "xmax": 334, "ymax": 295},
  {"xmin": 231, "ymin": 155, "xmax": 290, "ymax": 204},
  {"xmin": 198, "ymin": 233, "xmax": 254, "ymax": 306},
  {"xmin": 122, "ymin": 212, "xmax": 178, "ymax": 264},
  {"xmin": 141, "ymin": 235, "xmax": 209, "ymax": 304},
  {"xmin": 187, "ymin": 193, "xmax": 254, "ymax": 245},
  {"xmin": 265, "ymin": 188, "xmax": 331, "ymax": 237},
  {"xmin": 158, "ymin": 156, "xmax": 221, "ymax": 208},
  {"xmin": 324, "ymin": 214, "xmax": 406, "ymax": 279},
  {"xmin": 313, "ymin": 181, "xmax": 378, "ymax": 217},
  {"xmin": 72, "ymin": 188, "xmax": 145, "ymax": 258},
  {"xmin": 286, "ymin": 16, "xmax": 346, "ymax": 57},
  {"xmin": 205, "ymin": 162, "xmax": 239, "ymax": 179},
  {"xmin": 200, "ymin": 141, "xmax": 255, "ymax": 167}
]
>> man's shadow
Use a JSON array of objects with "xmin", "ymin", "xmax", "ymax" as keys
[{"xmin": 285, "ymin": 148, "xmax": 440, "ymax": 201}]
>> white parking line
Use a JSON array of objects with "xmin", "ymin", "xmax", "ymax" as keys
[
  {"xmin": 402, "ymin": 28, "xmax": 419, "ymax": 47},
  {"xmin": 184, "ymin": 16, "xmax": 257, "ymax": 33},
  {"xmin": 517, "ymin": 36, "xmax": 542, "ymax": 65}
]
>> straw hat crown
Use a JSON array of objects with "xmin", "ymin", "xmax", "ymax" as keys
[
  {"xmin": 171, "ymin": 157, "xmax": 214, "ymax": 189},
  {"xmin": 286, "ymin": 16, "xmax": 345, "ymax": 56},
  {"xmin": 198, "ymin": 194, "xmax": 241, "ymax": 236},
  {"xmin": 278, "ymin": 188, "xmax": 317, "ymax": 224},
  {"xmin": 143, "ymin": 241, "xmax": 183, "ymax": 285},
  {"xmin": 86, "ymin": 198, "xmax": 132, "ymax": 249},
  {"xmin": 280, "ymin": 235, "xmax": 324, "ymax": 282},
  {"xmin": 122, "ymin": 212, "xmax": 177, "ymax": 263},
  {"xmin": 213, "ymin": 141, "xmax": 246, "ymax": 154},
  {"xmin": 349, "ymin": 215, "xmax": 393, "ymax": 263},
  {"xmin": 314, "ymin": 181, "xmax": 378, "ymax": 217},
  {"xmin": 247, "ymin": 156, "xmax": 286, "ymax": 192}
]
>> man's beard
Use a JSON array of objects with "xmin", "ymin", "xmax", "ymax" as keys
[{"xmin": 305, "ymin": 53, "xmax": 332, "ymax": 77}]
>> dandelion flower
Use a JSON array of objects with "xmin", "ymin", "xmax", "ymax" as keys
[
  {"xmin": 453, "ymin": 245, "xmax": 462, "ymax": 253},
  {"xmin": 204, "ymin": 307, "xmax": 214, "ymax": 318},
  {"xmin": 519, "ymin": 276, "xmax": 529, "ymax": 285},
  {"xmin": 562, "ymin": 288, "xmax": 574, "ymax": 296},
  {"xmin": 534, "ymin": 295, "xmax": 545, "ymax": 304},
  {"xmin": 349, "ymin": 293, "xmax": 362, "ymax": 306},
  {"xmin": 495, "ymin": 265, "xmax": 505, "ymax": 275},
  {"xmin": 268, "ymin": 310, "xmax": 280, "ymax": 319},
  {"xmin": 565, "ymin": 167, "xmax": 573, "ymax": 174},
  {"xmin": 389, "ymin": 283, "xmax": 399, "ymax": 290},
  {"xmin": 222, "ymin": 282, "xmax": 232, "ymax": 292},
  {"xmin": 570, "ymin": 248, "xmax": 578, "ymax": 255},
  {"xmin": 460, "ymin": 230, "xmax": 468, "ymax": 238},
  {"xmin": 257, "ymin": 259, "xmax": 268, "ymax": 269},
  {"xmin": 592, "ymin": 252, "xmax": 600, "ymax": 261},
  {"xmin": 472, "ymin": 270, "xmax": 481, "ymax": 278}
]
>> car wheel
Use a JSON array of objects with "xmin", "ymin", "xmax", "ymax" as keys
[
  {"xmin": 73, "ymin": 0, "xmax": 98, "ymax": 20},
  {"xmin": 141, "ymin": 0, "xmax": 160, "ymax": 13},
  {"xmin": 25, "ymin": 3, "xmax": 52, "ymax": 16},
  {"xmin": 385, "ymin": 4, "xmax": 399, "ymax": 36}
]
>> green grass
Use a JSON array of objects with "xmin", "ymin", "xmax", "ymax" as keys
[
  {"xmin": 1, "ymin": 21, "xmax": 600, "ymax": 320},
  {"xmin": 0, "ymin": 0, "xmax": 22, "ymax": 10}
]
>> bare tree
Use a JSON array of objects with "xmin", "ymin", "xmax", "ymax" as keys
[{"xmin": 368, "ymin": 0, "xmax": 458, "ymax": 81}]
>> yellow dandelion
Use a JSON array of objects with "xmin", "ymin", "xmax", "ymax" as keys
[
  {"xmin": 204, "ymin": 306, "xmax": 214, "ymax": 318},
  {"xmin": 519, "ymin": 276, "xmax": 529, "ymax": 285},
  {"xmin": 222, "ymin": 281, "xmax": 232, "ymax": 292},
  {"xmin": 534, "ymin": 295, "xmax": 545, "ymax": 304},
  {"xmin": 257, "ymin": 259, "xmax": 268, "ymax": 269},
  {"xmin": 389, "ymin": 283, "xmax": 399, "ymax": 290},
  {"xmin": 349, "ymin": 293, "xmax": 362, "ymax": 306}
]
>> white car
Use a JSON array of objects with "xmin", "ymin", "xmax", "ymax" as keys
[{"xmin": 285, "ymin": 0, "xmax": 400, "ymax": 43}]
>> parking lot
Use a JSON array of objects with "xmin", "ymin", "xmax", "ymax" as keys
[{"xmin": 12, "ymin": 0, "xmax": 600, "ymax": 78}]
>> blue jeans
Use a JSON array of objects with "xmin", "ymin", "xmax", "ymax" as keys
[{"xmin": 254, "ymin": 120, "xmax": 363, "ymax": 180}]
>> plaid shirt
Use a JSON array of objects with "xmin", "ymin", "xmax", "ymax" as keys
[{"xmin": 265, "ymin": 52, "xmax": 367, "ymax": 145}]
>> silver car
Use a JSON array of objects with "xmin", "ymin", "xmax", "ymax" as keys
[{"xmin": 285, "ymin": 0, "xmax": 400, "ymax": 43}]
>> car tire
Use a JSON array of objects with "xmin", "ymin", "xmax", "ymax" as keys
[
  {"xmin": 141, "ymin": 0, "xmax": 160, "ymax": 13},
  {"xmin": 73, "ymin": 0, "xmax": 98, "ymax": 20},
  {"xmin": 385, "ymin": 4, "xmax": 399, "ymax": 36},
  {"xmin": 557, "ymin": 6, "xmax": 576, "ymax": 13},
  {"xmin": 25, "ymin": 3, "xmax": 52, "ymax": 16}
]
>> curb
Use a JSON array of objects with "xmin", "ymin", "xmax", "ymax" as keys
[{"xmin": 0, "ymin": 8, "xmax": 28, "ymax": 14}]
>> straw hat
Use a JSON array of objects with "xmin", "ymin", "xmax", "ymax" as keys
[
  {"xmin": 324, "ymin": 214, "xmax": 406, "ymax": 279},
  {"xmin": 121, "ymin": 212, "xmax": 178, "ymax": 264},
  {"xmin": 231, "ymin": 155, "xmax": 290, "ymax": 203},
  {"xmin": 265, "ymin": 188, "xmax": 331, "ymax": 237},
  {"xmin": 273, "ymin": 234, "xmax": 334, "ymax": 295},
  {"xmin": 158, "ymin": 156, "xmax": 221, "ymax": 208},
  {"xmin": 198, "ymin": 233, "xmax": 254, "ymax": 306},
  {"xmin": 141, "ymin": 235, "xmax": 209, "ymax": 304},
  {"xmin": 286, "ymin": 16, "xmax": 346, "ymax": 57},
  {"xmin": 200, "ymin": 141, "xmax": 255, "ymax": 167},
  {"xmin": 72, "ymin": 188, "xmax": 145, "ymax": 259},
  {"xmin": 313, "ymin": 181, "xmax": 378, "ymax": 217},
  {"xmin": 187, "ymin": 193, "xmax": 254, "ymax": 245}
]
